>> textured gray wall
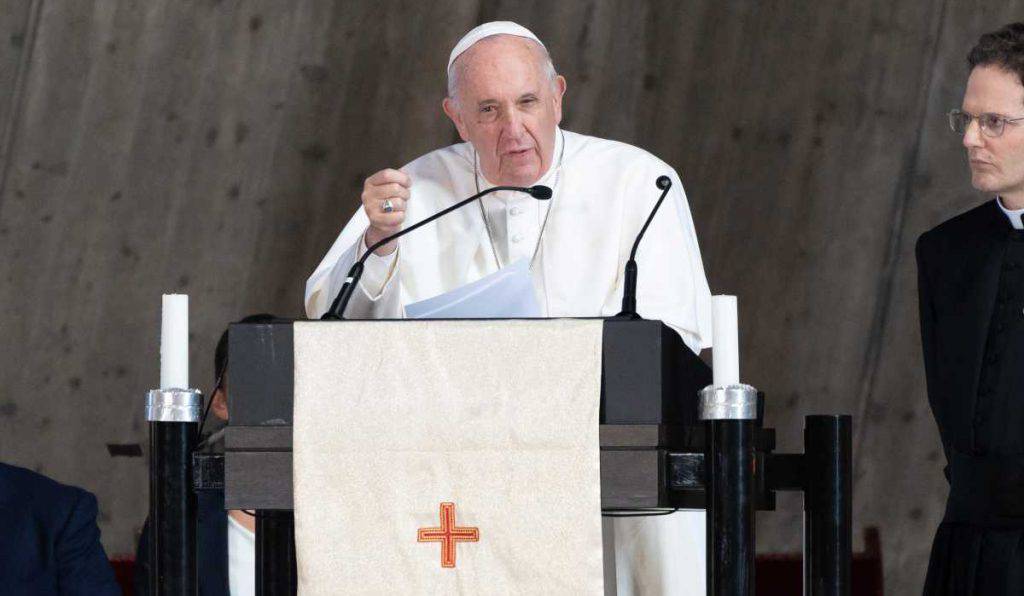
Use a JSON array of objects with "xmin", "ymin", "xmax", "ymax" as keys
[{"xmin": 0, "ymin": 1, "xmax": 1016, "ymax": 592}]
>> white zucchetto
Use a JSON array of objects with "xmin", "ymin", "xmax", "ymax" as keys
[{"xmin": 446, "ymin": 21, "xmax": 545, "ymax": 74}]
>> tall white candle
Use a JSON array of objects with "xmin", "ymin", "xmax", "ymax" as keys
[
  {"xmin": 712, "ymin": 295, "xmax": 740, "ymax": 386},
  {"xmin": 160, "ymin": 294, "xmax": 189, "ymax": 389}
]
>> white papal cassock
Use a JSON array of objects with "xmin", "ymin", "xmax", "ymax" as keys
[{"xmin": 305, "ymin": 127, "xmax": 713, "ymax": 595}]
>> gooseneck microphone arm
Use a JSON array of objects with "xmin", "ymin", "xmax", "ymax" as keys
[
  {"xmin": 616, "ymin": 175, "xmax": 673, "ymax": 319},
  {"xmin": 322, "ymin": 184, "xmax": 553, "ymax": 320}
]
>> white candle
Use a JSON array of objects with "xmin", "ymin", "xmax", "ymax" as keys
[
  {"xmin": 160, "ymin": 294, "xmax": 189, "ymax": 389},
  {"xmin": 712, "ymin": 295, "xmax": 740, "ymax": 386}
]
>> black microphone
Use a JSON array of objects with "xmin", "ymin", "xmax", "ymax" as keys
[
  {"xmin": 616, "ymin": 175, "xmax": 673, "ymax": 319},
  {"xmin": 321, "ymin": 184, "xmax": 553, "ymax": 320}
]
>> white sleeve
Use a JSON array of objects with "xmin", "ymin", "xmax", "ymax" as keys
[
  {"xmin": 612, "ymin": 162, "xmax": 713, "ymax": 353},
  {"xmin": 648, "ymin": 175, "xmax": 713, "ymax": 352},
  {"xmin": 304, "ymin": 211, "xmax": 404, "ymax": 320},
  {"xmin": 355, "ymin": 236, "xmax": 399, "ymax": 298}
]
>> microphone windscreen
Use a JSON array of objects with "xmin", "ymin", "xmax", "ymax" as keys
[
  {"xmin": 656, "ymin": 175, "xmax": 672, "ymax": 190},
  {"xmin": 529, "ymin": 185, "xmax": 553, "ymax": 200}
]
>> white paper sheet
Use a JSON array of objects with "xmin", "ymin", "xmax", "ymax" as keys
[{"xmin": 404, "ymin": 259, "xmax": 541, "ymax": 319}]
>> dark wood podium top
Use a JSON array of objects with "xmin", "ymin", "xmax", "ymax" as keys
[
  {"xmin": 221, "ymin": 318, "xmax": 753, "ymax": 511},
  {"xmin": 228, "ymin": 317, "xmax": 711, "ymax": 427}
]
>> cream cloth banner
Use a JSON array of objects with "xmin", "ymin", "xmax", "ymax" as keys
[{"xmin": 293, "ymin": 320, "xmax": 605, "ymax": 595}]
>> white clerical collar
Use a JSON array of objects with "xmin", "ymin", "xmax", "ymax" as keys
[
  {"xmin": 474, "ymin": 127, "xmax": 564, "ymax": 190},
  {"xmin": 996, "ymin": 196, "xmax": 1024, "ymax": 230}
]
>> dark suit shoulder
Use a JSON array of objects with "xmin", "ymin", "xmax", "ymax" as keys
[
  {"xmin": 921, "ymin": 198, "xmax": 1001, "ymax": 239},
  {"xmin": 917, "ymin": 199, "xmax": 1003, "ymax": 259},
  {"xmin": 0, "ymin": 462, "xmax": 118, "ymax": 596},
  {"xmin": 0, "ymin": 462, "xmax": 88, "ymax": 511}
]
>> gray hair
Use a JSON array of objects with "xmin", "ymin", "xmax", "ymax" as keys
[{"xmin": 446, "ymin": 35, "xmax": 558, "ymax": 104}]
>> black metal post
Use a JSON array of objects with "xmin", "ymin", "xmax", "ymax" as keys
[
  {"xmin": 256, "ymin": 510, "xmax": 298, "ymax": 596},
  {"xmin": 803, "ymin": 415, "xmax": 852, "ymax": 596},
  {"xmin": 705, "ymin": 419, "xmax": 757, "ymax": 595},
  {"xmin": 147, "ymin": 390, "xmax": 201, "ymax": 596},
  {"xmin": 700, "ymin": 383, "xmax": 759, "ymax": 596}
]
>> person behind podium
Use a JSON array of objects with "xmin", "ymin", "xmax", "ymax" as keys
[
  {"xmin": 305, "ymin": 20, "xmax": 712, "ymax": 596},
  {"xmin": 134, "ymin": 315, "xmax": 281, "ymax": 596},
  {"xmin": 917, "ymin": 22, "xmax": 1024, "ymax": 595}
]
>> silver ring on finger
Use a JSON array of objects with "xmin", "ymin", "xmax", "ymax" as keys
[{"xmin": 382, "ymin": 198, "xmax": 394, "ymax": 213}]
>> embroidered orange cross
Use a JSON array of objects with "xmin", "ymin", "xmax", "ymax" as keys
[{"xmin": 417, "ymin": 502, "xmax": 479, "ymax": 568}]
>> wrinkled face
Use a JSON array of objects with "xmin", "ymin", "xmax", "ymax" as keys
[
  {"xmin": 961, "ymin": 65, "xmax": 1024, "ymax": 205},
  {"xmin": 443, "ymin": 36, "xmax": 566, "ymax": 187}
]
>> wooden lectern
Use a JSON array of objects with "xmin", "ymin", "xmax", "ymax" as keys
[
  {"xmin": 182, "ymin": 318, "xmax": 850, "ymax": 595},
  {"xmin": 225, "ymin": 318, "xmax": 717, "ymax": 512}
]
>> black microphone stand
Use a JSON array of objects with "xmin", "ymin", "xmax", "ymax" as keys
[
  {"xmin": 616, "ymin": 175, "xmax": 673, "ymax": 319},
  {"xmin": 322, "ymin": 184, "xmax": 552, "ymax": 320}
]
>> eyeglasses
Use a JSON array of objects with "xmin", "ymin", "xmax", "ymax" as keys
[{"xmin": 948, "ymin": 109, "xmax": 1024, "ymax": 138}]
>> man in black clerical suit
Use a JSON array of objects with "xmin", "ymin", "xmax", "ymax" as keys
[{"xmin": 918, "ymin": 22, "xmax": 1024, "ymax": 595}]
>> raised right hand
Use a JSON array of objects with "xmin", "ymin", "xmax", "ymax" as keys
[{"xmin": 361, "ymin": 168, "xmax": 411, "ymax": 255}]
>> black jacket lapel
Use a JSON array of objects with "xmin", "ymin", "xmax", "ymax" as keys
[{"xmin": 955, "ymin": 202, "xmax": 1011, "ymax": 430}]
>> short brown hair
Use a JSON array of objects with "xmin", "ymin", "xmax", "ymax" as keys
[{"xmin": 968, "ymin": 22, "xmax": 1024, "ymax": 88}]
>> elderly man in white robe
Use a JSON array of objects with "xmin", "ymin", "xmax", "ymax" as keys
[{"xmin": 305, "ymin": 21, "xmax": 712, "ymax": 596}]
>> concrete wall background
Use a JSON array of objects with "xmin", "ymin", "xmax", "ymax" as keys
[{"xmin": 0, "ymin": 1, "xmax": 1015, "ymax": 592}]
